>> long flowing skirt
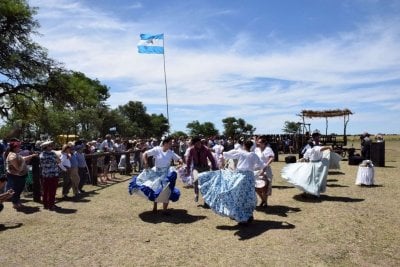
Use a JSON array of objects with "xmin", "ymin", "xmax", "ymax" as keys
[
  {"xmin": 281, "ymin": 152, "xmax": 331, "ymax": 196},
  {"xmin": 128, "ymin": 167, "xmax": 180, "ymax": 202},
  {"xmin": 177, "ymin": 165, "xmax": 194, "ymax": 187},
  {"xmin": 355, "ymin": 166, "xmax": 375, "ymax": 185},
  {"xmin": 329, "ymin": 152, "xmax": 342, "ymax": 170},
  {"xmin": 199, "ymin": 169, "xmax": 256, "ymax": 222}
]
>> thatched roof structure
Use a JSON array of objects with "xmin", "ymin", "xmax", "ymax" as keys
[
  {"xmin": 299, "ymin": 109, "xmax": 353, "ymax": 118},
  {"xmin": 297, "ymin": 108, "xmax": 353, "ymax": 145}
]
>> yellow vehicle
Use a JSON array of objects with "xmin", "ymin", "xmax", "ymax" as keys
[{"xmin": 55, "ymin": 134, "xmax": 79, "ymax": 147}]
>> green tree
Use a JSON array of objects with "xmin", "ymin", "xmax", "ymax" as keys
[
  {"xmin": 3, "ymin": 70, "xmax": 110, "ymax": 140},
  {"xmin": 282, "ymin": 121, "xmax": 300, "ymax": 134},
  {"xmin": 186, "ymin": 120, "xmax": 219, "ymax": 137},
  {"xmin": 222, "ymin": 117, "xmax": 255, "ymax": 138},
  {"xmin": 46, "ymin": 71, "xmax": 110, "ymax": 138},
  {"xmin": 149, "ymin": 113, "xmax": 169, "ymax": 138},
  {"xmin": 170, "ymin": 131, "xmax": 188, "ymax": 140},
  {"xmin": 0, "ymin": 0, "xmax": 59, "ymax": 117},
  {"xmin": 118, "ymin": 101, "xmax": 169, "ymax": 138}
]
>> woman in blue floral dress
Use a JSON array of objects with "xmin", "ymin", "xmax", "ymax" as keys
[{"xmin": 198, "ymin": 140, "xmax": 265, "ymax": 225}]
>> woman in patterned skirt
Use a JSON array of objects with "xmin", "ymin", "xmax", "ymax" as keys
[{"xmin": 198, "ymin": 140, "xmax": 265, "ymax": 225}]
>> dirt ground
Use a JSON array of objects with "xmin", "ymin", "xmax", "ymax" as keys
[{"xmin": 0, "ymin": 141, "xmax": 399, "ymax": 266}]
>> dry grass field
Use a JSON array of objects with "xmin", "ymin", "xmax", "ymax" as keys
[{"xmin": 1, "ymin": 140, "xmax": 399, "ymax": 266}]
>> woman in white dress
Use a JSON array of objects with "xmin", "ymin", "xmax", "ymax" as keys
[
  {"xmin": 281, "ymin": 142, "xmax": 332, "ymax": 197},
  {"xmin": 128, "ymin": 137, "xmax": 183, "ymax": 213},
  {"xmin": 179, "ymin": 142, "xmax": 194, "ymax": 187},
  {"xmin": 254, "ymin": 135, "xmax": 275, "ymax": 207},
  {"xmin": 212, "ymin": 140, "xmax": 225, "ymax": 169},
  {"xmin": 198, "ymin": 140, "xmax": 266, "ymax": 225}
]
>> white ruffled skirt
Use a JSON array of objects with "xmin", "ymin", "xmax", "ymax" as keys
[
  {"xmin": 281, "ymin": 151, "xmax": 332, "ymax": 196},
  {"xmin": 128, "ymin": 166, "xmax": 180, "ymax": 203},
  {"xmin": 355, "ymin": 166, "xmax": 375, "ymax": 185}
]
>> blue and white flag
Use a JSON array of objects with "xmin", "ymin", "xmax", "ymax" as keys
[{"xmin": 138, "ymin": 33, "xmax": 164, "ymax": 54}]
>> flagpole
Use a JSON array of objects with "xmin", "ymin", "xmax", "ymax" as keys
[{"xmin": 162, "ymin": 36, "xmax": 170, "ymax": 133}]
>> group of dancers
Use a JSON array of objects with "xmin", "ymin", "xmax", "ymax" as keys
[{"xmin": 128, "ymin": 131, "xmax": 342, "ymax": 225}]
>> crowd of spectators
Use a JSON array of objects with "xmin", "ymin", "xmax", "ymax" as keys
[{"xmin": 2, "ymin": 132, "xmax": 377, "ymax": 213}]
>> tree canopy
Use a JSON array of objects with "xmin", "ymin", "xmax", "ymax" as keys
[
  {"xmin": 282, "ymin": 121, "xmax": 301, "ymax": 134},
  {"xmin": 186, "ymin": 120, "xmax": 219, "ymax": 137},
  {"xmin": 0, "ymin": 0, "xmax": 60, "ymax": 117},
  {"xmin": 118, "ymin": 101, "xmax": 169, "ymax": 138},
  {"xmin": 222, "ymin": 117, "xmax": 255, "ymax": 138}
]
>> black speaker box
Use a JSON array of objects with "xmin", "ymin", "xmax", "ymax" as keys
[{"xmin": 285, "ymin": 156, "xmax": 296, "ymax": 164}]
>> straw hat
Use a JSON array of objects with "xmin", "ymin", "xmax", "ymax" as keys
[{"xmin": 40, "ymin": 140, "xmax": 54, "ymax": 149}]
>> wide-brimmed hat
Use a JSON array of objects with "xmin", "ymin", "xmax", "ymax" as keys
[
  {"xmin": 312, "ymin": 129, "xmax": 321, "ymax": 136},
  {"xmin": 40, "ymin": 140, "xmax": 54, "ymax": 149}
]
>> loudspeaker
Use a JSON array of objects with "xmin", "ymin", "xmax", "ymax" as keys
[
  {"xmin": 285, "ymin": 156, "xmax": 296, "ymax": 163},
  {"xmin": 370, "ymin": 142, "xmax": 385, "ymax": 167},
  {"xmin": 349, "ymin": 156, "xmax": 363, "ymax": 165}
]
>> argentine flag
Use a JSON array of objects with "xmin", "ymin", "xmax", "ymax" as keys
[{"xmin": 138, "ymin": 34, "xmax": 164, "ymax": 54}]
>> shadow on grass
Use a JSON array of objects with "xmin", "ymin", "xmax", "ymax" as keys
[
  {"xmin": 326, "ymin": 184, "xmax": 349, "ymax": 188},
  {"xmin": 197, "ymin": 203, "xmax": 211, "ymax": 209},
  {"xmin": 216, "ymin": 220, "xmax": 295, "ymax": 240},
  {"xmin": 293, "ymin": 194, "xmax": 364, "ymax": 203},
  {"xmin": 256, "ymin": 205, "xmax": 301, "ymax": 217},
  {"xmin": 56, "ymin": 195, "xmax": 91, "ymax": 204},
  {"xmin": 272, "ymin": 185, "xmax": 295, "ymax": 189},
  {"xmin": 0, "ymin": 222, "xmax": 23, "ymax": 232},
  {"xmin": 328, "ymin": 171, "xmax": 346, "ymax": 175},
  {"xmin": 14, "ymin": 205, "xmax": 41, "ymax": 214},
  {"xmin": 139, "ymin": 209, "xmax": 207, "ymax": 224},
  {"xmin": 327, "ymin": 179, "xmax": 338, "ymax": 182},
  {"xmin": 53, "ymin": 206, "xmax": 78, "ymax": 214},
  {"xmin": 357, "ymin": 184, "xmax": 384, "ymax": 188}
]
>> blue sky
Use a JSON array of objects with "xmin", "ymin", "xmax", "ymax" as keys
[{"xmin": 29, "ymin": 0, "xmax": 400, "ymax": 135}]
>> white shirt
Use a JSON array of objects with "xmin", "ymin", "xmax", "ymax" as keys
[
  {"xmin": 234, "ymin": 143, "xmax": 242, "ymax": 150},
  {"xmin": 223, "ymin": 149, "xmax": 264, "ymax": 171},
  {"xmin": 145, "ymin": 146, "xmax": 181, "ymax": 168},
  {"xmin": 100, "ymin": 139, "xmax": 114, "ymax": 152},
  {"xmin": 212, "ymin": 144, "xmax": 224, "ymax": 158},
  {"xmin": 303, "ymin": 146, "xmax": 324, "ymax": 161},
  {"xmin": 255, "ymin": 146, "xmax": 275, "ymax": 163},
  {"xmin": 60, "ymin": 152, "xmax": 71, "ymax": 171}
]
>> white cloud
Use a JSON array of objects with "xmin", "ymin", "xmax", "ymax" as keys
[{"xmin": 29, "ymin": 0, "xmax": 400, "ymax": 134}]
